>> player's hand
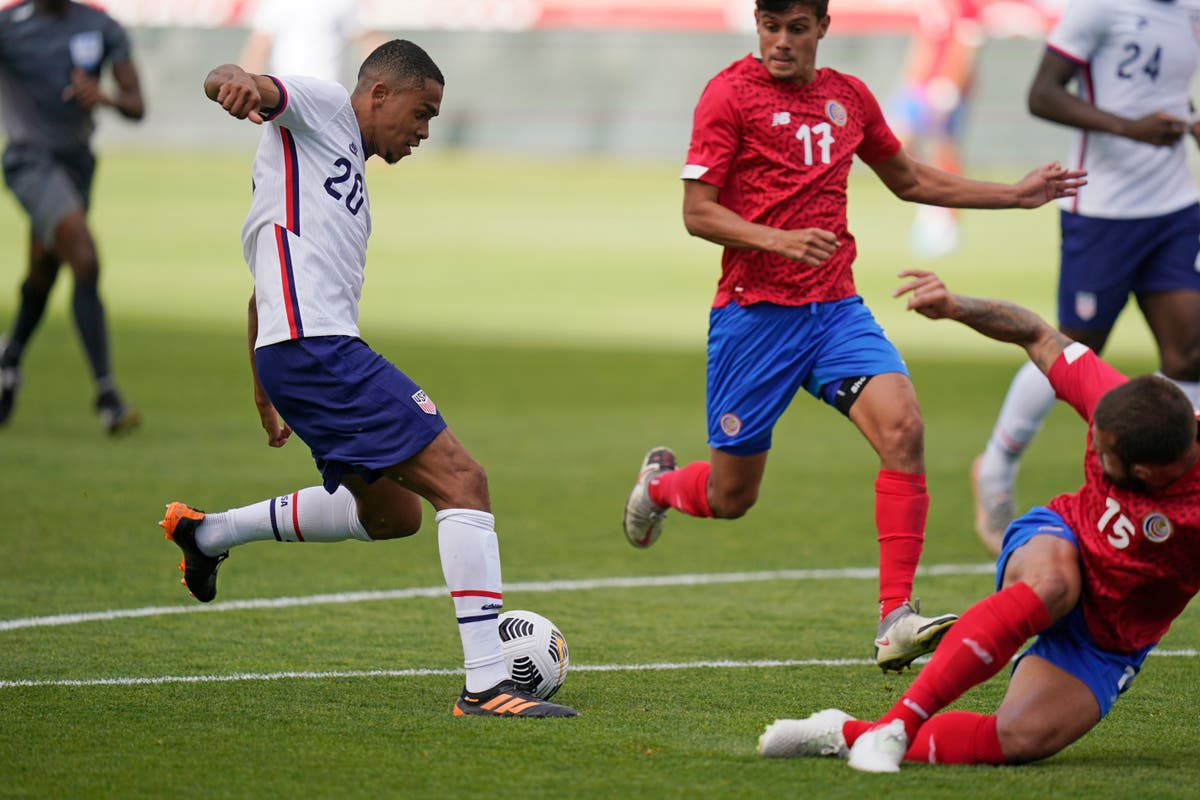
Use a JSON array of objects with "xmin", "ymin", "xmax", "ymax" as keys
[
  {"xmin": 62, "ymin": 69, "xmax": 107, "ymax": 111},
  {"xmin": 1122, "ymin": 111, "xmax": 1188, "ymax": 147},
  {"xmin": 893, "ymin": 269, "xmax": 957, "ymax": 319},
  {"xmin": 1013, "ymin": 161, "xmax": 1087, "ymax": 208},
  {"xmin": 774, "ymin": 227, "xmax": 840, "ymax": 266},
  {"xmin": 214, "ymin": 74, "xmax": 265, "ymax": 124},
  {"xmin": 254, "ymin": 393, "xmax": 292, "ymax": 447}
]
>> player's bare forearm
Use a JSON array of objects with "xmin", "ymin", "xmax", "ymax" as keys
[
  {"xmin": 111, "ymin": 61, "xmax": 145, "ymax": 120},
  {"xmin": 246, "ymin": 294, "xmax": 291, "ymax": 447},
  {"xmin": 204, "ymin": 64, "xmax": 278, "ymax": 124},
  {"xmin": 894, "ymin": 270, "xmax": 1070, "ymax": 374},
  {"xmin": 872, "ymin": 155, "xmax": 1085, "ymax": 209},
  {"xmin": 682, "ymin": 180, "xmax": 839, "ymax": 266}
]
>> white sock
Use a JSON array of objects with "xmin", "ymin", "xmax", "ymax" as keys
[
  {"xmin": 436, "ymin": 508, "xmax": 509, "ymax": 694},
  {"xmin": 195, "ymin": 485, "xmax": 370, "ymax": 556},
  {"xmin": 977, "ymin": 361, "xmax": 1058, "ymax": 490},
  {"xmin": 1157, "ymin": 372, "xmax": 1200, "ymax": 408}
]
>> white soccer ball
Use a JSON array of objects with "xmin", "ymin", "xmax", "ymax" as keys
[{"xmin": 497, "ymin": 609, "xmax": 570, "ymax": 700}]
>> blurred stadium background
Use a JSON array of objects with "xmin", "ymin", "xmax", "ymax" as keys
[{"xmin": 91, "ymin": 0, "xmax": 1076, "ymax": 162}]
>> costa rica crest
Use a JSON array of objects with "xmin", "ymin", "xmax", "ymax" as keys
[{"xmin": 825, "ymin": 100, "xmax": 847, "ymax": 127}]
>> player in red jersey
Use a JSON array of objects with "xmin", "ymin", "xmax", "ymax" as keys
[
  {"xmin": 758, "ymin": 268, "xmax": 1200, "ymax": 770},
  {"xmin": 622, "ymin": 0, "xmax": 1085, "ymax": 672}
]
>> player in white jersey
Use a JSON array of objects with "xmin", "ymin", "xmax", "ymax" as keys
[
  {"xmin": 972, "ymin": 0, "xmax": 1200, "ymax": 554},
  {"xmin": 157, "ymin": 40, "xmax": 577, "ymax": 718}
]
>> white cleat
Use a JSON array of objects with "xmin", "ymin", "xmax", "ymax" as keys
[
  {"xmin": 847, "ymin": 719, "xmax": 908, "ymax": 773},
  {"xmin": 622, "ymin": 446, "xmax": 676, "ymax": 548},
  {"xmin": 758, "ymin": 709, "xmax": 854, "ymax": 759},
  {"xmin": 874, "ymin": 600, "xmax": 957, "ymax": 673}
]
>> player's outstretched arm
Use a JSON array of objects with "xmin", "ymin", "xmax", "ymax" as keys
[
  {"xmin": 203, "ymin": 64, "xmax": 280, "ymax": 124},
  {"xmin": 893, "ymin": 269, "xmax": 1072, "ymax": 375},
  {"xmin": 868, "ymin": 150, "xmax": 1085, "ymax": 210},
  {"xmin": 682, "ymin": 179, "xmax": 840, "ymax": 267}
]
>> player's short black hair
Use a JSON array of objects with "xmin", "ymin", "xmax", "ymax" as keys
[
  {"xmin": 756, "ymin": 0, "xmax": 828, "ymax": 18},
  {"xmin": 357, "ymin": 39, "xmax": 444, "ymax": 90},
  {"xmin": 1094, "ymin": 375, "xmax": 1197, "ymax": 465}
]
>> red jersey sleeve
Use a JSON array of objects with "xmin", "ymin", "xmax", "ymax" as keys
[
  {"xmin": 1046, "ymin": 343, "xmax": 1129, "ymax": 423},
  {"xmin": 846, "ymin": 75, "xmax": 901, "ymax": 165},
  {"xmin": 682, "ymin": 75, "xmax": 741, "ymax": 189}
]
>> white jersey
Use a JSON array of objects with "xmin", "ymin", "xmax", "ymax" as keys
[
  {"xmin": 1048, "ymin": 0, "xmax": 1200, "ymax": 218},
  {"xmin": 250, "ymin": 0, "xmax": 367, "ymax": 84},
  {"xmin": 241, "ymin": 75, "xmax": 371, "ymax": 348}
]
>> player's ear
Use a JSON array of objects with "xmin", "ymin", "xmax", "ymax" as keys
[{"xmin": 370, "ymin": 81, "xmax": 389, "ymax": 106}]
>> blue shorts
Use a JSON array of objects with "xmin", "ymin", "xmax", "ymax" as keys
[
  {"xmin": 997, "ymin": 506, "xmax": 1154, "ymax": 717},
  {"xmin": 1058, "ymin": 204, "xmax": 1200, "ymax": 330},
  {"xmin": 2, "ymin": 144, "xmax": 94, "ymax": 248},
  {"xmin": 706, "ymin": 297, "xmax": 908, "ymax": 455},
  {"xmin": 254, "ymin": 336, "xmax": 448, "ymax": 493}
]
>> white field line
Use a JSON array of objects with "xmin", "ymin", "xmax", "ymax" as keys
[
  {"xmin": 0, "ymin": 563, "xmax": 996, "ymax": 633},
  {"xmin": 2, "ymin": 652, "xmax": 1196, "ymax": 690}
]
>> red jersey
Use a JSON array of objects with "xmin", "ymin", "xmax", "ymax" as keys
[
  {"xmin": 682, "ymin": 55, "xmax": 901, "ymax": 308},
  {"xmin": 1045, "ymin": 345, "xmax": 1200, "ymax": 653}
]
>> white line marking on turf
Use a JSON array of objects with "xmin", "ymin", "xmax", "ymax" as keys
[
  {"xmin": 1, "ymin": 651, "xmax": 1195, "ymax": 690},
  {"xmin": 0, "ymin": 563, "xmax": 996, "ymax": 632}
]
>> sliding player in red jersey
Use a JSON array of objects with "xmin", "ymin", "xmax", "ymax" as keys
[
  {"xmin": 759, "ymin": 269, "xmax": 1200, "ymax": 770},
  {"xmin": 621, "ymin": 0, "xmax": 1085, "ymax": 672}
]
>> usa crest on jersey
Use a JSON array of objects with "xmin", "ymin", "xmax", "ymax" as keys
[{"xmin": 412, "ymin": 389, "xmax": 437, "ymax": 416}]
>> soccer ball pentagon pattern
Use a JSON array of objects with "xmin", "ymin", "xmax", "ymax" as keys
[{"xmin": 497, "ymin": 609, "xmax": 569, "ymax": 700}]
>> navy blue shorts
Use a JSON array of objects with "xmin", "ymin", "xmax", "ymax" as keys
[
  {"xmin": 706, "ymin": 297, "xmax": 908, "ymax": 455},
  {"xmin": 254, "ymin": 336, "xmax": 448, "ymax": 493},
  {"xmin": 1058, "ymin": 204, "xmax": 1200, "ymax": 330},
  {"xmin": 2, "ymin": 144, "xmax": 95, "ymax": 248},
  {"xmin": 996, "ymin": 506, "xmax": 1154, "ymax": 717}
]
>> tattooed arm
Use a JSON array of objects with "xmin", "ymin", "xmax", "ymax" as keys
[{"xmin": 892, "ymin": 270, "xmax": 1074, "ymax": 376}]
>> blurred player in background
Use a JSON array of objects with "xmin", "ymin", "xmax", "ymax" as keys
[
  {"xmin": 0, "ymin": 0, "xmax": 144, "ymax": 433},
  {"xmin": 760, "ymin": 269, "xmax": 1200, "ymax": 771},
  {"xmin": 239, "ymin": 0, "xmax": 383, "ymax": 85},
  {"xmin": 161, "ymin": 41, "xmax": 576, "ymax": 718},
  {"xmin": 972, "ymin": 0, "xmax": 1200, "ymax": 555},
  {"xmin": 621, "ymin": 0, "xmax": 1083, "ymax": 673},
  {"xmin": 889, "ymin": 0, "xmax": 984, "ymax": 259}
]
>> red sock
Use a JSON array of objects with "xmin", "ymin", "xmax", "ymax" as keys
[
  {"xmin": 875, "ymin": 470, "xmax": 928, "ymax": 618},
  {"xmin": 877, "ymin": 581, "xmax": 1052, "ymax": 742},
  {"xmin": 905, "ymin": 711, "xmax": 1006, "ymax": 764},
  {"xmin": 647, "ymin": 461, "xmax": 714, "ymax": 518}
]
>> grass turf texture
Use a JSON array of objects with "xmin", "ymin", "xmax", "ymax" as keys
[{"xmin": 1, "ymin": 150, "xmax": 1196, "ymax": 798}]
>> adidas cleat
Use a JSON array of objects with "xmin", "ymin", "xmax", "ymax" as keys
[
  {"xmin": 453, "ymin": 681, "xmax": 578, "ymax": 717},
  {"xmin": 758, "ymin": 708, "xmax": 854, "ymax": 758},
  {"xmin": 622, "ymin": 446, "xmax": 676, "ymax": 548},
  {"xmin": 874, "ymin": 600, "xmax": 957, "ymax": 673},
  {"xmin": 160, "ymin": 502, "xmax": 227, "ymax": 603}
]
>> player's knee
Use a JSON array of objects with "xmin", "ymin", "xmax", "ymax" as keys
[
  {"xmin": 1159, "ymin": 343, "xmax": 1200, "ymax": 382},
  {"xmin": 447, "ymin": 454, "xmax": 490, "ymax": 508},
  {"xmin": 996, "ymin": 720, "xmax": 1068, "ymax": 764},
  {"xmin": 709, "ymin": 483, "xmax": 758, "ymax": 519},
  {"xmin": 364, "ymin": 515, "xmax": 421, "ymax": 540},
  {"xmin": 1021, "ymin": 571, "xmax": 1078, "ymax": 620},
  {"xmin": 875, "ymin": 411, "xmax": 925, "ymax": 463}
]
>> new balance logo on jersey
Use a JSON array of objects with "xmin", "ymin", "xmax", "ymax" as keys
[{"xmin": 771, "ymin": 111, "xmax": 791, "ymax": 127}]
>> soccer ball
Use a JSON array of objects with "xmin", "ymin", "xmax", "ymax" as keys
[{"xmin": 497, "ymin": 609, "xmax": 569, "ymax": 700}]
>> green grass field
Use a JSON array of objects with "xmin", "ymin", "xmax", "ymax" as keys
[{"xmin": 1, "ymin": 150, "xmax": 1195, "ymax": 799}]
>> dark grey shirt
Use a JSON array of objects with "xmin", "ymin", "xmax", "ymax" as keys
[{"xmin": 0, "ymin": 1, "xmax": 131, "ymax": 152}]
